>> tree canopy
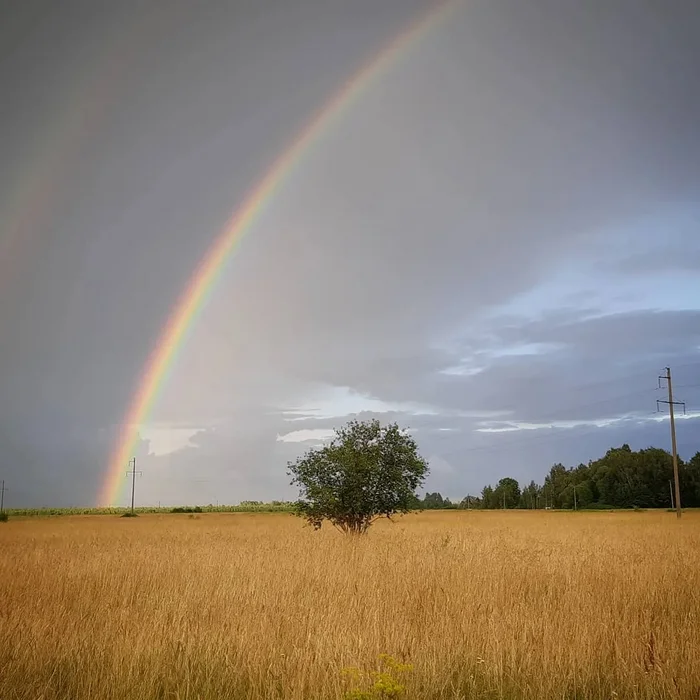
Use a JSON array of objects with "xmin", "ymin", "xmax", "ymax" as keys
[
  {"xmin": 287, "ymin": 419, "xmax": 429, "ymax": 534},
  {"xmin": 406, "ymin": 446, "xmax": 700, "ymax": 512},
  {"xmin": 470, "ymin": 446, "xmax": 700, "ymax": 510}
]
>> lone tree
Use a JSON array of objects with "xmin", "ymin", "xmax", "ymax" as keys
[{"xmin": 287, "ymin": 418, "xmax": 429, "ymax": 534}]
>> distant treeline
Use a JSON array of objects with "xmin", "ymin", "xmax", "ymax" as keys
[
  {"xmin": 422, "ymin": 445, "xmax": 700, "ymax": 510},
  {"xmin": 8, "ymin": 502, "xmax": 295, "ymax": 517}
]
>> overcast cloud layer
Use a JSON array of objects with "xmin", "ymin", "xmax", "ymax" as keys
[{"xmin": 2, "ymin": 0, "xmax": 700, "ymax": 507}]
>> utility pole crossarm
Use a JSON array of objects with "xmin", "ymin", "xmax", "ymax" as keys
[{"xmin": 657, "ymin": 399, "xmax": 686, "ymax": 413}]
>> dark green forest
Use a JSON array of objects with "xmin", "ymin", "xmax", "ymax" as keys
[{"xmin": 418, "ymin": 445, "xmax": 700, "ymax": 510}]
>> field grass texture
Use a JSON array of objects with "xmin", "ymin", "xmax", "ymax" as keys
[{"xmin": 1, "ymin": 510, "xmax": 699, "ymax": 699}]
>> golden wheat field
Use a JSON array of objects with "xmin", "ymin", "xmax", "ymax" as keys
[{"xmin": 1, "ymin": 511, "xmax": 700, "ymax": 700}]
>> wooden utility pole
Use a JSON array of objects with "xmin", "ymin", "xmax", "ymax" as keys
[
  {"xmin": 0, "ymin": 480, "xmax": 7, "ymax": 513},
  {"xmin": 126, "ymin": 458, "xmax": 142, "ymax": 515},
  {"xmin": 658, "ymin": 368, "xmax": 684, "ymax": 519},
  {"xmin": 573, "ymin": 484, "xmax": 577, "ymax": 511},
  {"xmin": 669, "ymin": 480, "xmax": 674, "ymax": 510}
]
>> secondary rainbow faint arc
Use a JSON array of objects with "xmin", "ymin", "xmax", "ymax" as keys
[
  {"xmin": 0, "ymin": 7, "xmax": 161, "ymax": 290},
  {"xmin": 100, "ymin": 0, "xmax": 459, "ymax": 507}
]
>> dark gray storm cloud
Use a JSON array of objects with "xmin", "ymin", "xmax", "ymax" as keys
[{"xmin": 1, "ymin": 0, "xmax": 699, "ymax": 506}]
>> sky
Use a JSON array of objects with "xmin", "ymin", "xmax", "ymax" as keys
[{"xmin": 1, "ymin": 0, "xmax": 700, "ymax": 507}]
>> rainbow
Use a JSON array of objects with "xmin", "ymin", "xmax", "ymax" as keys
[{"xmin": 100, "ymin": 0, "xmax": 459, "ymax": 507}]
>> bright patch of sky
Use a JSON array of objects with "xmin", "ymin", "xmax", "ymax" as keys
[
  {"xmin": 495, "ymin": 204, "xmax": 700, "ymax": 321},
  {"xmin": 280, "ymin": 385, "xmax": 440, "ymax": 421},
  {"xmin": 500, "ymin": 267, "xmax": 700, "ymax": 321},
  {"xmin": 276, "ymin": 428, "xmax": 336, "ymax": 443},
  {"xmin": 439, "ymin": 364, "xmax": 486, "ymax": 377},
  {"xmin": 488, "ymin": 343, "xmax": 565, "ymax": 358},
  {"xmin": 139, "ymin": 425, "xmax": 203, "ymax": 456}
]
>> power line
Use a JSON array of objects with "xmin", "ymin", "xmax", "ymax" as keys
[
  {"xmin": 438, "ymin": 371, "xmax": 700, "ymax": 460},
  {"xmin": 662, "ymin": 360, "xmax": 700, "ymax": 374},
  {"xmin": 439, "ymin": 408, "xmax": 666, "ymax": 459},
  {"xmin": 478, "ymin": 385, "xmax": 663, "ymax": 437},
  {"xmin": 535, "ymin": 387, "xmax": 660, "ymax": 419}
]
